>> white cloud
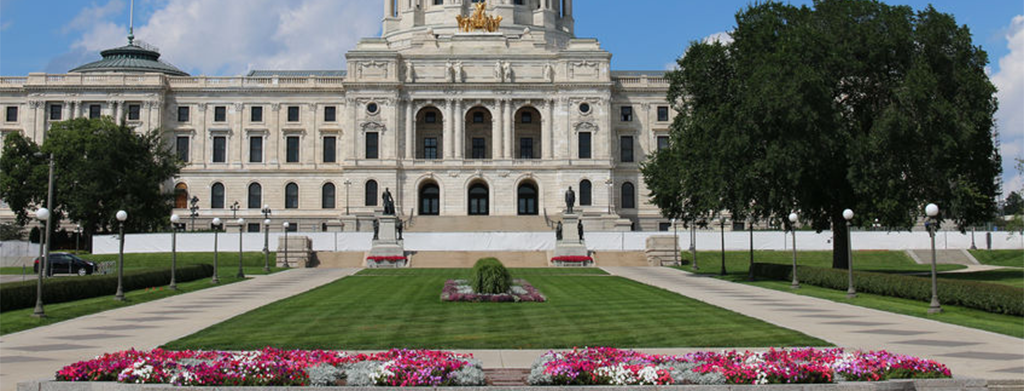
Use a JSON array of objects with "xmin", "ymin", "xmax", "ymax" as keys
[
  {"xmin": 991, "ymin": 15, "xmax": 1024, "ymax": 195},
  {"xmin": 52, "ymin": 0, "xmax": 381, "ymax": 76},
  {"xmin": 62, "ymin": 0, "xmax": 125, "ymax": 34},
  {"xmin": 702, "ymin": 31, "xmax": 734, "ymax": 45}
]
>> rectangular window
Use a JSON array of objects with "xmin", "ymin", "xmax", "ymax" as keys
[
  {"xmin": 89, "ymin": 104, "xmax": 101, "ymax": 119},
  {"xmin": 620, "ymin": 136, "xmax": 634, "ymax": 163},
  {"xmin": 473, "ymin": 112, "xmax": 484, "ymax": 123},
  {"xmin": 178, "ymin": 106, "xmax": 190, "ymax": 122},
  {"xmin": 520, "ymin": 138, "xmax": 534, "ymax": 159},
  {"xmin": 214, "ymin": 106, "xmax": 226, "ymax": 122},
  {"xmin": 578, "ymin": 132, "xmax": 592, "ymax": 159},
  {"xmin": 324, "ymin": 106, "xmax": 336, "ymax": 122},
  {"xmin": 249, "ymin": 136, "xmax": 263, "ymax": 163},
  {"xmin": 5, "ymin": 106, "xmax": 17, "ymax": 122},
  {"xmin": 286, "ymin": 136, "xmax": 300, "ymax": 163},
  {"xmin": 49, "ymin": 104, "xmax": 62, "ymax": 121},
  {"xmin": 659, "ymin": 222, "xmax": 672, "ymax": 232},
  {"xmin": 657, "ymin": 136, "xmax": 670, "ymax": 152},
  {"xmin": 176, "ymin": 136, "xmax": 190, "ymax": 162},
  {"xmin": 286, "ymin": 222, "xmax": 298, "ymax": 232},
  {"xmin": 287, "ymin": 106, "xmax": 300, "ymax": 122},
  {"xmin": 247, "ymin": 223, "xmax": 261, "ymax": 233},
  {"xmin": 521, "ymin": 112, "xmax": 532, "ymax": 124},
  {"xmin": 323, "ymin": 136, "xmax": 336, "ymax": 163},
  {"xmin": 366, "ymin": 132, "xmax": 379, "ymax": 159},
  {"xmin": 251, "ymin": 106, "xmax": 263, "ymax": 122},
  {"xmin": 657, "ymin": 106, "xmax": 670, "ymax": 122},
  {"xmin": 212, "ymin": 136, "xmax": 226, "ymax": 163},
  {"xmin": 128, "ymin": 104, "xmax": 141, "ymax": 121},
  {"xmin": 425, "ymin": 112, "xmax": 437, "ymax": 123},
  {"xmin": 620, "ymin": 106, "xmax": 633, "ymax": 122},
  {"xmin": 424, "ymin": 137, "xmax": 438, "ymax": 159},
  {"xmin": 472, "ymin": 138, "xmax": 486, "ymax": 159}
]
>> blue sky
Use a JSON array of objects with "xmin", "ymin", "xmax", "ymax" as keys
[{"xmin": 0, "ymin": 0, "xmax": 1021, "ymax": 193}]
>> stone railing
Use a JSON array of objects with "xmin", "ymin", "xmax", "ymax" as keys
[
  {"xmin": 0, "ymin": 74, "xmax": 346, "ymax": 89},
  {"xmin": 168, "ymin": 76, "xmax": 346, "ymax": 89},
  {"xmin": 613, "ymin": 75, "xmax": 669, "ymax": 89},
  {"xmin": 0, "ymin": 77, "xmax": 28, "ymax": 87},
  {"xmin": 16, "ymin": 73, "xmax": 167, "ymax": 87}
]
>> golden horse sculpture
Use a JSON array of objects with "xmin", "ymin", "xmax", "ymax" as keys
[{"xmin": 457, "ymin": 2, "xmax": 502, "ymax": 33}]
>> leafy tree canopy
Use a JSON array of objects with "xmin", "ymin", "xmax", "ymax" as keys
[{"xmin": 643, "ymin": 0, "xmax": 1001, "ymax": 268}]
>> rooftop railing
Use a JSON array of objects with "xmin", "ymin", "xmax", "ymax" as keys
[{"xmin": 0, "ymin": 74, "xmax": 347, "ymax": 89}]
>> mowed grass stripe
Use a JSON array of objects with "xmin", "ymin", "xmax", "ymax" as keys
[{"xmin": 164, "ymin": 272, "xmax": 827, "ymax": 350}]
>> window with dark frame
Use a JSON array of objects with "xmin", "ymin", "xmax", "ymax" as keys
[
  {"xmin": 578, "ymin": 132, "xmax": 592, "ymax": 159},
  {"xmin": 251, "ymin": 106, "xmax": 263, "ymax": 122},
  {"xmin": 657, "ymin": 136, "xmax": 670, "ymax": 152},
  {"xmin": 657, "ymin": 106, "xmax": 669, "ymax": 122},
  {"xmin": 425, "ymin": 111, "xmax": 437, "ymax": 123},
  {"xmin": 247, "ymin": 223, "xmax": 261, "ymax": 233},
  {"xmin": 322, "ymin": 183, "xmax": 336, "ymax": 209},
  {"xmin": 178, "ymin": 106, "xmax": 190, "ymax": 122},
  {"xmin": 89, "ymin": 105, "xmax": 101, "ymax": 119},
  {"xmin": 286, "ymin": 223, "xmax": 298, "ymax": 232},
  {"xmin": 620, "ymin": 106, "xmax": 633, "ymax": 122},
  {"xmin": 365, "ymin": 180, "xmax": 378, "ymax": 206},
  {"xmin": 424, "ymin": 137, "xmax": 438, "ymax": 159},
  {"xmin": 286, "ymin": 136, "xmax": 300, "ymax": 163},
  {"xmin": 248, "ymin": 183, "xmax": 262, "ymax": 209},
  {"xmin": 287, "ymin": 106, "xmax": 300, "ymax": 122},
  {"xmin": 620, "ymin": 136, "xmax": 634, "ymax": 163},
  {"xmin": 472, "ymin": 138, "xmax": 486, "ymax": 159},
  {"xmin": 5, "ymin": 106, "xmax": 17, "ymax": 122},
  {"xmin": 323, "ymin": 136, "xmax": 336, "ymax": 163},
  {"xmin": 521, "ymin": 112, "xmax": 532, "ymax": 124},
  {"xmin": 473, "ymin": 111, "xmax": 484, "ymax": 123},
  {"xmin": 128, "ymin": 104, "xmax": 141, "ymax": 121},
  {"xmin": 176, "ymin": 136, "xmax": 190, "ymax": 162},
  {"xmin": 49, "ymin": 104, "xmax": 62, "ymax": 121},
  {"xmin": 212, "ymin": 136, "xmax": 227, "ymax": 163},
  {"xmin": 580, "ymin": 180, "xmax": 592, "ymax": 206},
  {"xmin": 285, "ymin": 183, "xmax": 299, "ymax": 209},
  {"xmin": 249, "ymin": 136, "xmax": 263, "ymax": 163},
  {"xmin": 211, "ymin": 183, "xmax": 225, "ymax": 209},
  {"xmin": 520, "ymin": 138, "xmax": 534, "ymax": 159},
  {"xmin": 366, "ymin": 132, "xmax": 379, "ymax": 159},
  {"xmin": 324, "ymin": 106, "xmax": 337, "ymax": 122},
  {"xmin": 622, "ymin": 182, "xmax": 636, "ymax": 209},
  {"xmin": 214, "ymin": 106, "xmax": 226, "ymax": 122}
]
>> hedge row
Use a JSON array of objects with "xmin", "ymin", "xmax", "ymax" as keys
[
  {"xmin": 750, "ymin": 263, "xmax": 1024, "ymax": 316},
  {"xmin": 1, "ymin": 264, "xmax": 214, "ymax": 312},
  {"xmin": 471, "ymin": 258, "xmax": 512, "ymax": 294}
]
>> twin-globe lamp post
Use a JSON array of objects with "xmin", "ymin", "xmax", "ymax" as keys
[
  {"xmin": 212, "ymin": 218, "xmax": 222, "ymax": 284},
  {"xmin": 115, "ymin": 210, "xmax": 128, "ymax": 301},
  {"xmin": 169, "ymin": 214, "xmax": 180, "ymax": 290},
  {"xmin": 925, "ymin": 203, "xmax": 943, "ymax": 314},
  {"xmin": 262, "ymin": 205, "xmax": 272, "ymax": 273},
  {"xmin": 843, "ymin": 208, "xmax": 856, "ymax": 299},
  {"xmin": 789, "ymin": 212, "xmax": 799, "ymax": 289},
  {"xmin": 236, "ymin": 218, "xmax": 245, "ymax": 278},
  {"xmin": 283, "ymin": 222, "xmax": 291, "ymax": 269},
  {"xmin": 32, "ymin": 208, "xmax": 50, "ymax": 318}
]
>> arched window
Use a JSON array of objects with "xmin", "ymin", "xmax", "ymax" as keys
[
  {"xmin": 247, "ymin": 183, "xmax": 262, "ymax": 209},
  {"xmin": 518, "ymin": 183, "xmax": 539, "ymax": 216},
  {"xmin": 211, "ymin": 183, "xmax": 225, "ymax": 209},
  {"xmin": 322, "ymin": 183, "xmax": 336, "ymax": 209},
  {"xmin": 420, "ymin": 183, "xmax": 440, "ymax": 215},
  {"xmin": 365, "ymin": 180, "xmax": 378, "ymax": 207},
  {"xmin": 174, "ymin": 183, "xmax": 188, "ymax": 209},
  {"xmin": 622, "ymin": 182, "xmax": 636, "ymax": 209},
  {"xmin": 580, "ymin": 180, "xmax": 592, "ymax": 206},
  {"xmin": 285, "ymin": 183, "xmax": 299, "ymax": 209},
  {"xmin": 468, "ymin": 183, "xmax": 489, "ymax": 216}
]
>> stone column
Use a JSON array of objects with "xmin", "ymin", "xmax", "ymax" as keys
[
  {"xmin": 309, "ymin": 103, "xmax": 318, "ymax": 164},
  {"xmin": 348, "ymin": 99, "xmax": 359, "ymax": 160},
  {"xmin": 405, "ymin": 99, "xmax": 414, "ymax": 160},
  {"xmin": 197, "ymin": 103, "xmax": 207, "ymax": 166},
  {"xmin": 237, "ymin": 103, "xmax": 246, "ymax": 166},
  {"xmin": 493, "ymin": 100, "xmax": 503, "ymax": 159},
  {"xmin": 454, "ymin": 100, "xmax": 464, "ymax": 159},
  {"xmin": 384, "ymin": 0, "xmax": 394, "ymax": 18},
  {"xmin": 564, "ymin": 0, "xmax": 572, "ymax": 17},
  {"xmin": 443, "ymin": 99, "xmax": 454, "ymax": 159},
  {"xmin": 62, "ymin": 101, "xmax": 71, "ymax": 121},
  {"xmin": 114, "ymin": 101, "xmax": 124, "ymax": 125},
  {"xmin": 502, "ymin": 100, "xmax": 513, "ymax": 159},
  {"xmin": 605, "ymin": 178, "xmax": 615, "ymax": 214},
  {"xmin": 542, "ymin": 100, "xmax": 553, "ymax": 159}
]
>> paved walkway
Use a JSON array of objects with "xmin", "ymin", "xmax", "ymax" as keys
[
  {"xmin": 602, "ymin": 267, "xmax": 1024, "ymax": 380},
  {"xmin": 0, "ymin": 268, "xmax": 358, "ymax": 391}
]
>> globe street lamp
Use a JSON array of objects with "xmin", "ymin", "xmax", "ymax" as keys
[
  {"xmin": 169, "ymin": 214, "xmax": 180, "ymax": 290},
  {"xmin": 690, "ymin": 218, "xmax": 698, "ymax": 271},
  {"xmin": 719, "ymin": 216, "xmax": 728, "ymax": 276},
  {"xmin": 115, "ymin": 210, "xmax": 128, "ymax": 301},
  {"xmin": 925, "ymin": 203, "xmax": 942, "ymax": 314},
  {"xmin": 283, "ymin": 222, "xmax": 291, "ymax": 269},
  {"xmin": 261, "ymin": 205, "xmax": 272, "ymax": 273},
  {"xmin": 672, "ymin": 218, "xmax": 679, "ymax": 266},
  {"xmin": 34, "ymin": 152, "xmax": 55, "ymax": 278},
  {"xmin": 843, "ymin": 209, "xmax": 856, "ymax": 299},
  {"xmin": 236, "ymin": 218, "xmax": 245, "ymax": 278},
  {"xmin": 75, "ymin": 224, "xmax": 82, "ymax": 254},
  {"xmin": 343, "ymin": 179, "xmax": 353, "ymax": 216},
  {"xmin": 789, "ymin": 212, "xmax": 800, "ymax": 289},
  {"xmin": 211, "ymin": 218, "xmax": 222, "ymax": 284},
  {"xmin": 32, "ymin": 208, "xmax": 50, "ymax": 318}
]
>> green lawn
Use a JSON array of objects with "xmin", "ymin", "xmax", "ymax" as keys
[
  {"xmin": 0, "ymin": 276, "xmax": 245, "ymax": 335},
  {"xmin": 743, "ymin": 279, "xmax": 1024, "ymax": 338},
  {"xmin": 969, "ymin": 250, "xmax": 1023, "ymax": 268},
  {"xmin": 937, "ymin": 269, "xmax": 1024, "ymax": 288},
  {"xmin": 164, "ymin": 268, "xmax": 828, "ymax": 350},
  {"xmin": 681, "ymin": 250, "xmax": 964, "ymax": 279}
]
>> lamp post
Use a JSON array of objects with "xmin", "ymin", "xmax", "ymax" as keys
[
  {"xmin": 75, "ymin": 224, "xmax": 81, "ymax": 254},
  {"xmin": 925, "ymin": 203, "xmax": 942, "ymax": 314},
  {"xmin": 283, "ymin": 222, "xmax": 290, "ymax": 269},
  {"xmin": 672, "ymin": 218, "xmax": 679, "ymax": 266},
  {"xmin": 236, "ymin": 218, "xmax": 245, "ymax": 278},
  {"xmin": 690, "ymin": 219, "xmax": 697, "ymax": 271},
  {"xmin": 211, "ymin": 218, "xmax": 221, "ymax": 284},
  {"xmin": 789, "ymin": 212, "xmax": 799, "ymax": 289},
  {"xmin": 115, "ymin": 210, "xmax": 128, "ymax": 301},
  {"xmin": 747, "ymin": 215, "xmax": 754, "ymax": 280},
  {"xmin": 34, "ymin": 152, "xmax": 55, "ymax": 278},
  {"xmin": 843, "ymin": 209, "xmax": 856, "ymax": 299},
  {"xmin": 719, "ymin": 216, "xmax": 727, "ymax": 276},
  {"xmin": 230, "ymin": 201, "xmax": 240, "ymax": 219},
  {"xmin": 169, "ymin": 214, "xmax": 180, "ymax": 290},
  {"xmin": 344, "ymin": 179, "xmax": 353, "ymax": 216},
  {"xmin": 188, "ymin": 196, "xmax": 199, "ymax": 231},
  {"xmin": 32, "ymin": 208, "xmax": 50, "ymax": 318},
  {"xmin": 261, "ymin": 205, "xmax": 272, "ymax": 272}
]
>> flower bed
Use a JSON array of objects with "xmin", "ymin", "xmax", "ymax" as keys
[
  {"xmin": 55, "ymin": 348, "xmax": 484, "ymax": 387},
  {"xmin": 441, "ymin": 279, "xmax": 546, "ymax": 302},
  {"xmin": 551, "ymin": 256, "xmax": 593, "ymax": 267},
  {"xmin": 366, "ymin": 256, "xmax": 408, "ymax": 268},
  {"xmin": 528, "ymin": 347, "xmax": 951, "ymax": 386}
]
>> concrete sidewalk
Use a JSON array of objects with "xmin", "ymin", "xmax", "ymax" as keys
[
  {"xmin": 0, "ymin": 268, "xmax": 358, "ymax": 391},
  {"xmin": 602, "ymin": 267, "xmax": 1024, "ymax": 381}
]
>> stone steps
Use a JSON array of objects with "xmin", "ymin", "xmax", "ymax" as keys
[
  {"xmin": 406, "ymin": 216, "xmax": 551, "ymax": 232},
  {"xmin": 905, "ymin": 249, "xmax": 979, "ymax": 265}
]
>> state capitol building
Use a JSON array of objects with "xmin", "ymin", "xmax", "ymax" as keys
[{"xmin": 0, "ymin": 0, "xmax": 678, "ymax": 233}]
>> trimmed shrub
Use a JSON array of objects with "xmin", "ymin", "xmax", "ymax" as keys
[
  {"xmin": 751, "ymin": 263, "xmax": 1024, "ymax": 316},
  {"xmin": 0, "ymin": 264, "xmax": 214, "ymax": 312},
  {"xmin": 470, "ymin": 258, "xmax": 511, "ymax": 295}
]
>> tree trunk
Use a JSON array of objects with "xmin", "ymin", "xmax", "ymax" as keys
[{"xmin": 832, "ymin": 215, "xmax": 850, "ymax": 269}]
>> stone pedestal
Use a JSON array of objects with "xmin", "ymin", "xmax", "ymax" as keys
[
  {"xmin": 553, "ymin": 212, "xmax": 591, "ymax": 266},
  {"xmin": 645, "ymin": 235, "xmax": 680, "ymax": 266},
  {"xmin": 367, "ymin": 213, "xmax": 407, "ymax": 268},
  {"xmin": 277, "ymin": 236, "xmax": 312, "ymax": 267}
]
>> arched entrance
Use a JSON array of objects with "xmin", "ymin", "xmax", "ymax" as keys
[
  {"xmin": 465, "ymin": 106, "xmax": 493, "ymax": 159},
  {"xmin": 416, "ymin": 107, "xmax": 443, "ymax": 159},
  {"xmin": 468, "ymin": 182, "xmax": 489, "ymax": 216},
  {"xmin": 514, "ymin": 106, "xmax": 541, "ymax": 159},
  {"xmin": 419, "ymin": 182, "xmax": 440, "ymax": 216},
  {"xmin": 517, "ymin": 182, "xmax": 538, "ymax": 216},
  {"xmin": 174, "ymin": 183, "xmax": 188, "ymax": 209}
]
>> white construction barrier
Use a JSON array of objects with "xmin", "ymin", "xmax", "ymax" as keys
[
  {"xmin": 91, "ymin": 230, "xmax": 1024, "ymax": 255},
  {"xmin": 0, "ymin": 241, "xmax": 42, "ymax": 266}
]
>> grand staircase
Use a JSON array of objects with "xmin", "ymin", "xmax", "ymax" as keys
[{"xmin": 405, "ymin": 216, "xmax": 551, "ymax": 232}]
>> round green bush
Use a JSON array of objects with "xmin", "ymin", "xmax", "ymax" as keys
[{"xmin": 471, "ymin": 258, "xmax": 512, "ymax": 295}]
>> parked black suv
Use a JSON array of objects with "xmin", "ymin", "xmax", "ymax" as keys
[{"xmin": 33, "ymin": 253, "xmax": 97, "ymax": 276}]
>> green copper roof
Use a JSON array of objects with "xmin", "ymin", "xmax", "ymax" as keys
[{"xmin": 70, "ymin": 43, "xmax": 189, "ymax": 76}]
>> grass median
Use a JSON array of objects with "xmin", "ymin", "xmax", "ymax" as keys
[{"xmin": 969, "ymin": 250, "xmax": 1023, "ymax": 268}]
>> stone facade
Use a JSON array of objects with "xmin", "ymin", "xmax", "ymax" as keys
[{"xmin": 0, "ymin": 0, "xmax": 677, "ymax": 232}]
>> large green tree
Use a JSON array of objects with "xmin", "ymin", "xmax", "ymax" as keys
[
  {"xmin": 0, "ymin": 118, "xmax": 182, "ymax": 235},
  {"xmin": 643, "ymin": 0, "xmax": 1001, "ymax": 268}
]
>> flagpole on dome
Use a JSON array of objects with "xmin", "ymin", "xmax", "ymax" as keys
[{"xmin": 128, "ymin": 0, "xmax": 135, "ymax": 45}]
